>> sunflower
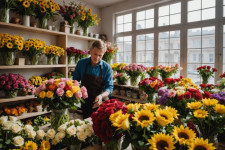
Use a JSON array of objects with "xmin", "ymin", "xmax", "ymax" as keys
[
  {"xmin": 165, "ymin": 106, "xmax": 179, "ymax": 119},
  {"xmin": 148, "ymin": 132, "xmax": 175, "ymax": 150},
  {"xmin": 23, "ymin": 1, "xmax": 30, "ymax": 8},
  {"xmin": 155, "ymin": 109, "xmax": 174, "ymax": 126},
  {"xmin": 202, "ymin": 98, "xmax": 218, "ymax": 107},
  {"xmin": 112, "ymin": 113, "xmax": 130, "ymax": 130},
  {"xmin": 6, "ymin": 42, "xmax": 13, "ymax": 49},
  {"xmin": 127, "ymin": 103, "xmax": 141, "ymax": 112},
  {"xmin": 143, "ymin": 103, "xmax": 160, "ymax": 111},
  {"xmin": 193, "ymin": 109, "xmax": 208, "ymax": 118},
  {"xmin": 24, "ymin": 141, "xmax": 38, "ymax": 150},
  {"xmin": 214, "ymin": 104, "xmax": 225, "ymax": 114},
  {"xmin": 40, "ymin": 140, "xmax": 51, "ymax": 150},
  {"xmin": 188, "ymin": 138, "xmax": 216, "ymax": 150},
  {"xmin": 172, "ymin": 125, "xmax": 196, "ymax": 145},
  {"xmin": 187, "ymin": 102, "xmax": 202, "ymax": 110},
  {"xmin": 132, "ymin": 109, "xmax": 155, "ymax": 128},
  {"xmin": 109, "ymin": 110, "xmax": 122, "ymax": 123}
]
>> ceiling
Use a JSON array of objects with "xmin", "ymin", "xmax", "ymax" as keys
[{"xmin": 82, "ymin": 0, "xmax": 127, "ymax": 8}]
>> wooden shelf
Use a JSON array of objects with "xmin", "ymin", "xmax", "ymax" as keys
[
  {"xmin": 39, "ymin": 123, "xmax": 51, "ymax": 131},
  {"xmin": 68, "ymin": 65, "xmax": 76, "ymax": 68},
  {"xmin": 114, "ymin": 83, "xmax": 139, "ymax": 90},
  {"xmin": 17, "ymin": 111, "xmax": 51, "ymax": 120},
  {"xmin": 112, "ymin": 94, "xmax": 145, "ymax": 103},
  {"xmin": 0, "ymin": 95, "xmax": 36, "ymax": 103},
  {"xmin": 67, "ymin": 34, "xmax": 100, "ymax": 41},
  {"xmin": 0, "ymin": 64, "xmax": 67, "ymax": 69}
]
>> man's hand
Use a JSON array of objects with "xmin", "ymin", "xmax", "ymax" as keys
[{"xmin": 92, "ymin": 94, "xmax": 103, "ymax": 108}]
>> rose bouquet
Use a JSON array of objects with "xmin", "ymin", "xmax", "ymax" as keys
[
  {"xmin": 111, "ymin": 63, "xmax": 127, "ymax": 73},
  {"xmin": 138, "ymin": 77, "xmax": 164, "ymax": 102},
  {"xmin": 42, "ymin": 71, "xmax": 64, "ymax": 79},
  {"xmin": 35, "ymin": 78, "xmax": 88, "ymax": 130},
  {"xmin": 123, "ymin": 64, "xmax": 147, "ymax": 86},
  {"xmin": 187, "ymin": 98, "xmax": 225, "ymax": 143},
  {"xmin": 158, "ymin": 64, "xmax": 182, "ymax": 80},
  {"xmin": 113, "ymin": 73, "xmax": 128, "ymax": 85},
  {"xmin": 22, "ymin": 39, "xmax": 46, "ymax": 65},
  {"xmin": 91, "ymin": 99, "xmax": 128, "ymax": 149},
  {"xmin": 44, "ymin": 45, "xmax": 65, "ymax": 65},
  {"xmin": 102, "ymin": 42, "xmax": 118, "ymax": 64},
  {"xmin": 146, "ymin": 66, "xmax": 159, "ymax": 78},
  {"xmin": 197, "ymin": 65, "xmax": 217, "ymax": 84},
  {"xmin": 163, "ymin": 77, "xmax": 181, "ymax": 89},
  {"xmin": 199, "ymin": 84, "xmax": 215, "ymax": 93},
  {"xmin": 0, "ymin": 73, "xmax": 27, "ymax": 98},
  {"xmin": 71, "ymin": 48, "xmax": 89, "ymax": 64},
  {"xmin": 0, "ymin": 33, "xmax": 24, "ymax": 65},
  {"xmin": 59, "ymin": 1, "xmax": 82, "ymax": 33},
  {"xmin": 66, "ymin": 47, "xmax": 76, "ymax": 65}
]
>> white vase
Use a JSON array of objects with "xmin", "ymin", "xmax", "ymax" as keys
[
  {"xmin": 23, "ymin": 15, "xmax": 30, "ymax": 27},
  {"xmin": 1, "ymin": 8, "xmax": 10, "ymax": 23}
]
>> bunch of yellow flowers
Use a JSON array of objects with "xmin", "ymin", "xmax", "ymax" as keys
[
  {"xmin": 44, "ymin": 45, "xmax": 65, "ymax": 57},
  {"xmin": 13, "ymin": 0, "xmax": 37, "ymax": 16},
  {"xmin": 0, "ymin": 33, "xmax": 24, "ymax": 51},
  {"xmin": 111, "ymin": 63, "xmax": 127, "ymax": 73},
  {"xmin": 23, "ymin": 38, "xmax": 46, "ymax": 57},
  {"xmin": 28, "ymin": 75, "xmax": 46, "ymax": 87},
  {"xmin": 178, "ymin": 78, "xmax": 198, "ymax": 89},
  {"xmin": 35, "ymin": 0, "xmax": 60, "ymax": 16}
]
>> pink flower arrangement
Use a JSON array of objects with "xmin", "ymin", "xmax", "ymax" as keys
[{"xmin": 35, "ymin": 78, "xmax": 88, "ymax": 111}]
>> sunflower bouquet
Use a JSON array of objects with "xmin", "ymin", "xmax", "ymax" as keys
[
  {"xmin": 146, "ymin": 66, "xmax": 159, "ymax": 78},
  {"xmin": 197, "ymin": 65, "xmax": 217, "ymax": 84},
  {"xmin": 177, "ymin": 77, "xmax": 199, "ymax": 90},
  {"xmin": 158, "ymin": 64, "xmax": 182, "ymax": 81},
  {"xmin": 13, "ymin": 0, "xmax": 36, "ymax": 16},
  {"xmin": 187, "ymin": 98, "xmax": 225, "ymax": 143},
  {"xmin": 0, "ymin": 33, "xmax": 24, "ymax": 65},
  {"xmin": 102, "ymin": 42, "xmax": 118, "ymax": 64},
  {"xmin": 44, "ymin": 45, "xmax": 65, "ymax": 65}
]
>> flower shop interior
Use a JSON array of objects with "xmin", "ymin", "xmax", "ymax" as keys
[{"xmin": 1, "ymin": 0, "xmax": 225, "ymax": 149}]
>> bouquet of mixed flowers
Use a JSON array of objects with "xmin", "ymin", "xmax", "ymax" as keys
[
  {"xmin": 123, "ymin": 64, "xmax": 147, "ymax": 86},
  {"xmin": 102, "ymin": 42, "xmax": 118, "ymax": 64},
  {"xmin": 138, "ymin": 77, "xmax": 164, "ymax": 102},
  {"xmin": 199, "ymin": 84, "xmax": 215, "ymax": 93},
  {"xmin": 187, "ymin": 98, "xmax": 225, "ymax": 143},
  {"xmin": 113, "ymin": 73, "xmax": 128, "ymax": 85},
  {"xmin": 78, "ymin": 7, "xmax": 101, "ymax": 36},
  {"xmin": 42, "ymin": 71, "xmax": 64, "ymax": 79},
  {"xmin": 44, "ymin": 45, "xmax": 65, "ymax": 65},
  {"xmin": 197, "ymin": 65, "xmax": 217, "ymax": 84},
  {"xmin": 146, "ymin": 66, "xmax": 159, "ymax": 77},
  {"xmin": 111, "ymin": 63, "xmax": 127, "ymax": 73},
  {"xmin": 23, "ymin": 39, "xmax": 46, "ymax": 65},
  {"xmin": 59, "ymin": 1, "xmax": 82, "ymax": 33},
  {"xmin": 91, "ymin": 99, "xmax": 128, "ymax": 147},
  {"xmin": 66, "ymin": 47, "xmax": 76, "ymax": 64},
  {"xmin": 158, "ymin": 64, "xmax": 182, "ymax": 80},
  {"xmin": 13, "ymin": 0, "xmax": 36, "ymax": 16}
]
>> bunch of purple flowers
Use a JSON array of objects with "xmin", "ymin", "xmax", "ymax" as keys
[{"xmin": 212, "ymin": 92, "xmax": 225, "ymax": 105}]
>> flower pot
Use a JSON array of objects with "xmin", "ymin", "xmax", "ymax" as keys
[
  {"xmin": 3, "ymin": 51, "xmax": 15, "ymax": 65},
  {"xmin": 68, "ymin": 55, "xmax": 74, "ymax": 65},
  {"xmin": 23, "ymin": 15, "xmax": 30, "ymax": 27},
  {"xmin": 5, "ymin": 90, "xmax": 18, "ymax": 98},
  {"xmin": 51, "ymin": 109, "xmax": 69, "ymax": 130},
  {"xmin": 29, "ymin": 55, "xmax": 39, "ymax": 65},
  {"xmin": 83, "ymin": 27, "xmax": 88, "ymax": 36},
  {"xmin": 1, "ymin": 8, "xmax": 9, "ymax": 23},
  {"xmin": 69, "ymin": 143, "xmax": 82, "ymax": 150}
]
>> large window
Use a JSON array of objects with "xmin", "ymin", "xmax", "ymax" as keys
[
  {"xmin": 136, "ymin": 33, "xmax": 154, "ymax": 66},
  {"xmin": 223, "ymin": 25, "xmax": 225, "ymax": 72},
  {"xmin": 188, "ymin": 0, "xmax": 215, "ymax": 22},
  {"xmin": 136, "ymin": 9, "xmax": 154, "ymax": 30},
  {"xmin": 187, "ymin": 26, "xmax": 215, "ymax": 84},
  {"xmin": 116, "ymin": 13, "xmax": 132, "ymax": 33},
  {"xmin": 116, "ymin": 36, "xmax": 132, "ymax": 63},
  {"xmin": 158, "ymin": 2, "xmax": 181, "ymax": 26}
]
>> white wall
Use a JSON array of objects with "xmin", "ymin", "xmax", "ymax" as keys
[{"xmin": 100, "ymin": 0, "xmax": 170, "ymax": 42}]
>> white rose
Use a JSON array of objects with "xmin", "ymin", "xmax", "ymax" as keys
[
  {"xmin": 66, "ymin": 125, "xmax": 76, "ymax": 136},
  {"xmin": 2, "ymin": 121, "xmax": 13, "ymax": 130},
  {"xmin": 27, "ymin": 130, "xmax": 36, "ymax": 139},
  {"xmin": 77, "ymin": 125, "xmax": 85, "ymax": 132},
  {"xmin": 13, "ymin": 136, "xmax": 24, "ymax": 147},
  {"xmin": 25, "ymin": 125, "xmax": 33, "ymax": 133},
  {"xmin": 11, "ymin": 124, "xmax": 22, "ymax": 133},
  {"xmin": 85, "ymin": 128, "xmax": 93, "ymax": 137},
  {"xmin": 58, "ymin": 124, "xmax": 67, "ymax": 132},
  {"xmin": 77, "ymin": 131, "xmax": 87, "ymax": 141},
  {"xmin": 9, "ymin": 116, "xmax": 18, "ymax": 122},
  {"xmin": 37, "ymin": 130, "xmax": 45, "ymax": 140},
  {"xmin": 0, "ymin": 116, "xmax": 8, "ymax": 125},
  {"xmin": 46, "ymin": 129, "xmax": 56, "ymax": 139},
  {"xmin": 55, "ymin": 131, "xmax": 65, "ymax": 142}
]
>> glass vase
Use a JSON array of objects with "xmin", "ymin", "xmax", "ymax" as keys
[
  {"xmin": 3, "ymin": 51, "xmax": 15, "ymax": 65},
  {"xmin": 47, "ymin": 55, "xmax": 54, "ymax": 65},
  {"xmin": 147, "ymin": 93, "xmax": 154, "ymax": 103},
  {"xmin": 39, "ymin": 17, "xmax": 47, "ymax": 29},
  {"xmin": 1, "ymin": 8, "xmax": 9, "ymax": 23},
  {"xmin": 202, "ymin": 77, "xmax": 209, "ymax": 84},
  {"xmin": 69, "ymin": 143, "xmax": 82, "ymax": 150},
  {"xmin": 53, "ymin": 56, "xmax": 59, "ymax": 64},
  {"xmin": 29, "ymin": 55, "xmax": 39, "ymax": 65},
  {"xmin": 51, "ymin": 109, "xmax": 69, "ymax": 130},
  {"xmin": 105, "ymin": 139, "xmax": 120, "ymax": 150},
  {"xmin": 130, "ymin": 76, "xmax": 139, "ymax": 86},
  {"xmin": 83, "ymin": 27, "xmax": 88, "ymax": 36},
  {"xmin": 70, "ymin": 23, "xmax": 75, "ymax": 34},
  {"xmin": 68, "ymin": 55, "xmax": 74, "ymax": 65},
  {"xmin": 5, "ymin": 90, "xmax": 18, "ymax": 98},
  {"xmin": 74, "ymin": 56, "xmax": 79, "ymax": 64},
  {"xmin": 23, "ymin": 15, "xmax": 30, "ymax": 27}
]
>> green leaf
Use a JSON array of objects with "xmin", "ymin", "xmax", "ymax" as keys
[
  {"xmin": 132, "ymin": 133, "xmax": 138, "ymax": 139},
  {"xmin": 5, "ymin": 139, "xmax": 11, "ymax": 144},
  {"xmin": 71, "ymin": 106, "xmax": 78, "ymax": 110},
  {"xmin": 0, "ymin": 143, "xmax": 2, "ymax": 148},
  {"xmin": 138, "ymin": 140, "xmax": 144, "ymax": 146}
]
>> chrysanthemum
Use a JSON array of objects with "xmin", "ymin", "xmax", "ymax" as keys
[
  {"xmin": 132, "ymin": 109, "xmax": 155, "ymax": 128},
  {"xmin": 187, "ymin": 102, "xmax": 202, "ymax": 110},
  {"xmin": 148, "ymin": 132, "xmax": 175, "ymax": 150},
  {"xmin": 202, "ymin": 98, "xmax": 218, "ymax": 107},
  {"xmin": 127, "ymin": 103, "xmax": 141, "ymax": 112},
  {"xmin": 172, "ymin": 125, "xmax": 196, "ymax": 145},
  {"xmin": 155, "ymin": 109, "xmax": 174, "ymax": 126},
  {"xmin": 214, "ymin": 104, "xmax": 225, "ymax": 114},
  {"xmin": 24, "ymin": 141, "xmax": 38, "ymax": 150},
  {"xmin": 40, "ymin": 140, "xmax": 51, "ymax": 150},
  {"xmin": 193, "ymin": 110, "xmax": 208, "ymax": 118},
  {"xmin": 188, "ymin": 138, "xmax": 216, "ymax": 150},
  {"xmin": 112, "ymin": 113, "xmax": 130, "ymax": 130},
  {"xmin": 143, "ymin": 103, "xmax": 160, "ymax": 111},
  {"xmin": 165, "ymin": 106, "xmax": 179, "ymax": 119}
]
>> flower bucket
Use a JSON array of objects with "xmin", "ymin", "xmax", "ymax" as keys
[
  {"xmin": 39, "ymin": 18, "xmax": 47, "ymax": 29},
  {"xmin": 53, "ymin": 56, "xmax": 59, "ymax": 64},
  {"xmin": 51, "ymin": 109, "xmax": 69, "ymax": 130},
  {"xmin": 83, "ymin": 27, "xmax": 88, "ymax": 36},
  {"xmin": 3, "ymin": 51, "xmax": 15, "ymax": 65}
]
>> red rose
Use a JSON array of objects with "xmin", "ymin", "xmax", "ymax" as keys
[
  {"xmin": 184, "ymin": 91, "xmax": 192, "ymax": 99},
  {"xmin": 194, "ymin": 92, "xmax": 202, "ymax": 100},
  {"xmin": 212, "ymin": 68, "xmax": 217, "ymax": 72},
  {"xmin": 64, "ymin": 85, "xmax": 70, "ymax": 91},
  {"xmin": 178, "ymin": 95, "xmax": 184, "ymax": 101},
  {"xmin": 200, "ymin": 84, "xmax": 206, "ymax": 88},
  {"xmin": 203, "ymin": 91, "xmax": 212, "ymax": 98}
]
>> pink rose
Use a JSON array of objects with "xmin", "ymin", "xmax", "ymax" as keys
[
  {"xmin": 35, "ymin": 88, "xmax": 41, "ymax": 96},
  {"xmin": 75, "ymin": 91, "xmax": 82, "ymax": 99},
  {"xmin": 39, "ymin": 83, "xmax": 46, "ymax": 90},
  {"xmin": 13, "ymin": 83, "xmax": 18, "ymax": 89},
  {"xmin": 83, "ymin": 92, "xmax": 88, "ymax": 99},
  {"xmin": 81, "ymin": 86, "xmax": 87, "ymax": 93},
  {"xmin": 48, "ymin": 79, "xmax": 54, "ymax": 84},
  {"xmin": 56, "ymin": 88, "xmax": 64, "ymax": 96},
  {"xmin": 73, "ymin": 80, "xmax": 79, "ymax": 86},
  {"xmin": 58, "ymin": 82, "xmax": 66, "ymax": 89},
  {"xmin": 144, "ymin": 80, "xmax": 151, "ymax": 85},
  {"xmin": 5, "ymin": 85, "xmax": 11, "ymax": 90},
  {"xmin": 60, "ymin": 78, "xmax": 67, "ymax": 82}
]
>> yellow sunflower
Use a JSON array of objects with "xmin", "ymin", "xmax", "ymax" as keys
[
  {"xmin": 214, "ymin": 104, "xmax": 225, "ymax": 114},
  {"xmin": 188, "ymin": 138, "xmax": 216, "ymax": 150},
  {"xmin": 173, "ymin": 125, "xmax": 196, "ymax": 145},
  {"xmin": 187, "ymin": 102, "xmax": 202, "ymax": 110},
  {"xmin": 155, "ymin": 109, "xmax": 174, "ymax": 126},
  {"xmin": 132, "ymin": 109, "xmax": 155, "ymax": 128},
  {"xmin": 127, "ymin": 103, "xmax": 141, "ymax": 112},
  {"xmin": 7, "ymin": 42, "xmax": 13, "ymax": 49},
  {"xmin": 40, "ymin": 140, "xmax": 51, "ymax": 150},
  {"xmin": 23, "ymin": 1, "xmax": 30, "ymax": 8},
  {"xmin": 193, "ymin": 109, "xmax": 208, "ymax": 118},
  {"xmin": 109, "ymin": 110, "xmax": 122, "ymax": 123},
  {"xmin": 148, "ymin": 132, "xmax": 175, "ymax": 150},
  {"xmin": 165, "ymin": 106, "xmax": 179, "ymax": 119},
  {"xmin": 24, "ymin": 141, "xmax": 38, "ymax": 150},
  {"xmin": 112, "ymin": 113, "xmax": 130, "ymax": 130},
  {"xmin": 143, "ymin": 103, "xmax": 160, "ymax": 111},
  {"xmin": 202, "ymin": 98, "xmax": 218, "ymax": 107}
]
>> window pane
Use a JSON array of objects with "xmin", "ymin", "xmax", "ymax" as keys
[
  {"xmin": 137, "ymin": 11, "xmax": 145, "ymax": 21},
  {"xmin": 117, "ymin": 24, "xmax": 123, "ymax": 33},
  {"xmin": 124, "ymin": 36, "xmax": 131, "ymax": 41},
  {"xmin": 188, "ymin": 10, "xmax": 201, "ymax": 22},
  {"xmin": 170, "ymin": 3, "xmax": 181, "ymax": 14},
  {"xmin": 202, "ymin": 49, "xmax": 214, "ymax": 63},
  {"xmin": 170, "ymin": 38, "xmax": 180, "ymax": 49},
  {"xmin": 117, "ymin": 16, "xmax": 123, "ymax": 24},
  {"xmin": 202, "ymin": 26, "xmax": 215, "ymax": 35},
  {"xmin": 224, "ymin": 6, "xmax": 225, "ymax": 17},
  {"xmin": 124, "ymin": 14, "xmax": 132, "ymax": 23},
  {"xmin": 188, "ymin": 28, "xmax": 201, "ymax": 36},
  {"xmin": 159, "ymin": 50, "xmax": 169, "ymax": 62},
  {"xmin": 116, "ymin": 53, "xmax": 124, "ymax": 62},
  {"xmin": 146, "ymin": 9, "xmax": 154, "ymax": 19},
  {"xmin": 188, "ymin": 49, "xmax": 201, "ymax": 63},
  {"xmin": 202, "ymin": 35, "xmax": 215, "ymax": 48},
  {"xmin": 117, "ymin": 43, "xmax": 123, "ymax": 52},
  {"xmin": 136, "ymin": 21, "xmax": 145, "ymax": 30},
  {"xmin": 137, "ymin": 40, "xmax": 145, "ymax": 51},
  {"xmin": 188, "ymin": 64, "xmax": 201, "ymax": 84},
  {"xmin": 188, "ymin": 0, "xmax": 201, "ymax": 11},
  {"xmin": 159, "ymin": 16, "xmax": 169, "ymax": 26},
  {"xmin": 146, "ymin": 51, "xmax": 154, "ymax": 63},
  {"xmin": 170, "ymin": 31, "xmax": 180, "ymax": 38},
  {"xmin": 117, "ymin": 37, "xmax": 123, "ymax": 42},
  {"xmin": 202, "ymin": 8, "xmax": 215, "ymax": 20},
  {"xmin": 124, "ymin": 52, "xmax": 131, "ymax": 63},
  {"xmin": 124, "ymin": 41, "xmax": 132, "ymax": 51},
  {"xmin": 124, "ymin": 23, "xmax": 132, "ymax": 32},
  {"xmin": 188, "ymin": 36, "xmax": 201, "ymax": 48},
  {"xmin": 170, "ymin": 14, "xmax": 181, "ymax": 25},
  {"xmin": 202, "ymin": 0, "xmax": 215, "ymax": 9},
  {"xmin": 170, "ymin": 50, "xmax": 180, "ymax": 63},
  {"xmin": 159, "ymin": 5, "xmax": 169, "ymax": 16},
  {"xmin": 146, "ymin": 40, "xmax": 154, "ymax": 50},
  {"xmin": 136, "ymin": 51, "xmax": 145, "ymax": 62},
  {"xmin": 146, "ymin": 19, "xmax": 154, "ymax": 28}
]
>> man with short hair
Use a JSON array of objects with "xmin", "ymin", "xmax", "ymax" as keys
[{"xmin": 73, "ymin": 40, "xmax": 113, "ymax": 119}]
